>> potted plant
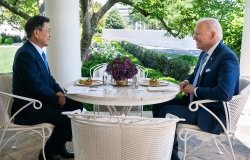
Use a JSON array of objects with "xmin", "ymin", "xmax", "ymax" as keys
[{"xmin": 106, "ymin": 57, "xmax": 138, "ymax": 86}]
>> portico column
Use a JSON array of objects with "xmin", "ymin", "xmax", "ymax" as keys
[
  {"xmin": 240, "ymin": 0, "xmax": 250, "ymax": 115},
  {"xmin": 240, "ymin": 0, "xmax": 250, "ymax": 77},
  {"xmin": 45, "ymin": 0, "xmax": 81, "ymax": 87}
]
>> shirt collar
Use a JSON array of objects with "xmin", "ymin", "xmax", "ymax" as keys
[
  {"xmin": 207, "ymin": 41, "xmax": 220, "ymax": 56},
  {"xmin": 29, "ymin": 40, "xmax": 44, "ymax": 56}
]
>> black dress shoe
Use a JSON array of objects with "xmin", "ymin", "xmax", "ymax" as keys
[
  {"xmin": 38, "ymin": 150, "xmax": 61, "ymax": 160},
  {"xmin": 57, "ymin": 147, "xmax": 74, "ymax": 159}
]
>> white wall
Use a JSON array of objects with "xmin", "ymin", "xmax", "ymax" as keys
[{"xmin": 102, "ymin": 29, "xmax": 197, "ymax": 50}]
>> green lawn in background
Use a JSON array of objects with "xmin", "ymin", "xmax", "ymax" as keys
[{"xmin": 0, "ymin": 47, "xmax": 18, "ymax": 73}]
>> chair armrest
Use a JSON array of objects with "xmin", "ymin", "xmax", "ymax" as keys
[
  {"xmin": 0, "ymin": 91, "xmax": 42, "ymax": 125},
  {"xmin": 0, "ymin": 91, "xmax": 42, "ymax": 109},
  {"xmin": 188, "ymin": 99, "xmax": 227, "ymax": 133},
  {"xmin": 188, "ymin": 99, "xmax": 218, "ymax": 112}
]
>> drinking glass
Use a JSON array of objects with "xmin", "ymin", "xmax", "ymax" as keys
[{"xmin": 132, "ymin": 76, "xmax": 138, "ymax": 89}]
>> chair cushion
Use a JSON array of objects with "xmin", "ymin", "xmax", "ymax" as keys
[{"xmin": 0, "ymin": 73, "xmax": 12, "ymax": 93}]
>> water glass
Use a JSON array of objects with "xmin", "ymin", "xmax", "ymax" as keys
[
  {"xmin": 132, "ymin": 76, "xmax": 138, "ymax": 89},
  {"xmin": 103, "ymin": 72, "xmax": 108, "ymax": 85}
]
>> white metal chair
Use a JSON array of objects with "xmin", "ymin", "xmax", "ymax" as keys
[
  {"xmin": 177, "ymin": 77, "xmax": 250, "ymax": 160},
  {"xmin": 90, "ymin": 63, "xmax": 108, "ymax": 79},
  {"xmin": 0, "ymin": 91, "xmax": 54, "ymax": 160},
  {"xmin": 0, "ymin": 73, "xmax": 54, "ymax": 160},
  {"xmin": 66, "ymin": 114, "xmax": 183, "ymax": 160},
  {"xmin": 135, "ymin": 64, "xmax": 148, "ymax": 80}
]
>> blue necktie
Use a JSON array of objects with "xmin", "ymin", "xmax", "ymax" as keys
[
  {"xmin": 41, "ymin": 52, "xmax": 49, "ymax": 71},
  {"xmin": 190, "ymin": 53, "xmax": 208, "ymax": 102}
]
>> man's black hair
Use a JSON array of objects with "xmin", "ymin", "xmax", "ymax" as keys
[{"xmin": 24, "ymin": 15, "xmax": 50, "ymax": 38}]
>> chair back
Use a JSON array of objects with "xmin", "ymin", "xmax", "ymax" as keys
[
  {"xmin": 135, "ymin": 64, "xmax": 148, "ymax": 79},
  {"xmin": 0, "ymin": 73, "xmax": 12, "ymax": 94},
  {"xmin": 70, "ymin": 115, "xmax": 182, "ymax": 160},
  {"xmin": 0, "ymin": 73, "xmax": 13, "ymax": 126},
  {"xmin": 90, "ymin": 63, "xmax": 108, "ymax": 78},
  {"xmin": 225, "ymin": 77, "xmax": 250, "ymax": 134},
  {"xmin": 0, "ymin": 92, "xmax": 11, "ymax": 128}
]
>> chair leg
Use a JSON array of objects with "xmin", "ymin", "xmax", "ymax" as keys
[
  {"xmin": 226, "ymin": 135, "xmax": 236, "ymax": 160},
  {"xmin": 0, "ymin": 129, "xmax": 6, "ymax": 152},
  {"xmin": 213, "ymin": 134, "xmax": 236, "ymax": 160},
  {"xmin": 178, "ymin": 129, "xmax": 189, "ymax": 160},
  {"xmin": 93, "ymin": 105, "xmax": 100, "ymax": 115},
  {"xmin": 140, "ymin": 105, "xmax": 143, "ymax": 117},
  {"xmin": 183, "ymin": 131, "xmax": 188, "ymax": 160},
  {"xmin": 11, "ymin": 135, "xmax": 19, "ymax": 150},
  {"xmin": 124, "ymin": 106, "xmax": 132, "ymax": 116},
  {"xmin": 42, "ymin": 128, "xmax": 46, "ymax": 160},
  {"xmin": 213, "ymin": 135, "xmax": 223, "ymax": 155}
]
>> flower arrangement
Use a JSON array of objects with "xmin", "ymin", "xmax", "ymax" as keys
[{"xmin": 106, "ymin": 58, "xmax": 138, "ymax": 81}]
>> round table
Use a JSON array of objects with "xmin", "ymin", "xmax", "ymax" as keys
[
  {"xmin": 66, "ymin": 80, "xmax": 180, "ymax": 115},
  {"xmin": 67, "ymin": 83, "xmax": 179, "ymax": 105}
]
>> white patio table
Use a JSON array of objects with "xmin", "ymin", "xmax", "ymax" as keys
[{"xmin": 66, "ymin": 78, "xmax": 180, "ymax": 115}]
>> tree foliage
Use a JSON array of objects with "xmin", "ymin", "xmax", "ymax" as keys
[
  {"xmin": 129, "ymin": 12, "xmax": 164, "ymax": 29},
  {"xmin": 0, "ymin": 0, "xmax": 245, "ymax": 56},
  {"xmin": 105, "ymin": 9, "xmax": 126, "ymax": 29},
  {"xmin": 129, "ymin": 0, "xmax": 245, "ymax": 56},
  {"xmin": 0, "ymin": 0, "xmax": 42, "ymax": 29}
]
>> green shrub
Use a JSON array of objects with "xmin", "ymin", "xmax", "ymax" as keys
[
  {"xmin": 178, "ymin": 55, "xmax": 198, "ymax": 66},
  {"xmin": 162, "ymin": 58, "xmax": 190, "ymax": 81},
  {"xmin": 4, "ymin": 37, "xmax": 14, "ymax": 45},
  {"xmin": 119, "ymin": 41, "xmax": 193, "ymax": 81},
  {"xmin": 0, "ymin": 36, "xmax": 2, "ymax": 44}
]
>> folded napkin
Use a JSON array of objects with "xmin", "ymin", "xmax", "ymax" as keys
[
  {"xmin": 61, "ymin": 108, "xmax": 88, "ymax": 115},
  {"xmin": 67, "ymin": 86, "xmax": 89, "ymax": 94},
  {"xmin": 147, "ymin": 86, "xmax": 179, "ymax": 92},
  {"xmin": 89, "ymin": 87, "xmax": 104, "ymax": 91}
]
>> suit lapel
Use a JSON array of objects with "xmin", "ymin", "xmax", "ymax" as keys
[
  {"xmin": 26, "ymin": 41, "xmax": 51, "ymax": 85},
  {"xmin": 198, "ymin": 42, "xmax": 223, "ymax": 85}
]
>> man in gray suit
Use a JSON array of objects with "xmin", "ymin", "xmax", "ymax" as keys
[
  {"xmin": 153, "ymin": 18, "xmax": 239, "ymax": 160},
  {"xmin": 12, "ymin": 16, "xmax": 82, "ymax": 160}
]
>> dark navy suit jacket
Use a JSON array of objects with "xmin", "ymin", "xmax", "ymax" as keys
[
  {"xmin": 187, "ymin": 41, "xmax": 239, "ymax": 134},
  {"xmin": 12, "ymin": 41, "xmax": 63, "ymax": 114}
]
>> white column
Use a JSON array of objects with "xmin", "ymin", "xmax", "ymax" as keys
[
  {"xmin": 45, "ymin": 0, "xmax": 81, "ymax": 87},
  {"xmin": 241, "ymin": 0, "xmax": 250, "ymax": 115},
  {"xmin": 240, "ymin": 0, "xmax": 250, "ymax": 77}
]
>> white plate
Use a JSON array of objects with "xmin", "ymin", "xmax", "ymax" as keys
[
  {"xmin": 140, "ymin": 80, "xmax": 169, "ymax": 87},
  {"xmin": 74, "ymin": 80, "xmax": 103, "ymax": 86}
]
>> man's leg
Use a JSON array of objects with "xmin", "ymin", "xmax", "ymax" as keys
[
  {"xmin": 152, "ymin": 97, "xmax": 189, "ymax": 118},
  {"xmin": 158, "ymin": 104, "xmax": 198, "ymax": 160}
]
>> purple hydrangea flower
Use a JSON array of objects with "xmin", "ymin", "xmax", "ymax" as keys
[{"xmin": 106, "ymin": 58, "xmax": 138, "ymax": 81}]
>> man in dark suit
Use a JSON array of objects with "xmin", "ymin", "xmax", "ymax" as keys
[
  {"xmin": 153, "ymin": 18, "xmax": 239, "ymax": 160},
  {"xmin": 12, "ymin": 15, "xmax": 82, "ymax": 160}
]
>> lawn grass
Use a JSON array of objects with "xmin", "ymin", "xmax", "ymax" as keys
[{"xmin": 0, "ymin": 47, "xmax": 18, "ymax": 73}]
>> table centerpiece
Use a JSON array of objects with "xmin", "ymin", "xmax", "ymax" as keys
[{"xmin": 106, "ymin": 57, "xmax": 138, "ymax": 86}]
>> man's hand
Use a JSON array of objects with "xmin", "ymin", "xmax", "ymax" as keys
[
  {"xmin": 183, "ymin": 84, "xmax": 195, "ymax": 96},
  {"xmin": 56, "ymin": 92, "xmax": 66, "ymax": 107},
  {"xmin": 179, "ymin": 81, "xmax": 189, "ymax": 92}
]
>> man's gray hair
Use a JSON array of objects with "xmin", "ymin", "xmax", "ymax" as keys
[{"xmin": 197, "ymin": 18, "xmax": 223, "ymax": 40}]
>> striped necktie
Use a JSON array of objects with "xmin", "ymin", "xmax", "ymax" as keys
[{"xmin": 190, "ymin": 53, "xmax": 208, "ymax": 102}]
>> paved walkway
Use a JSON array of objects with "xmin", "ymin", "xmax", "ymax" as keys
[{"xmin": 0, "ymin": 111, "xmax": 250, "ymax": 160}]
